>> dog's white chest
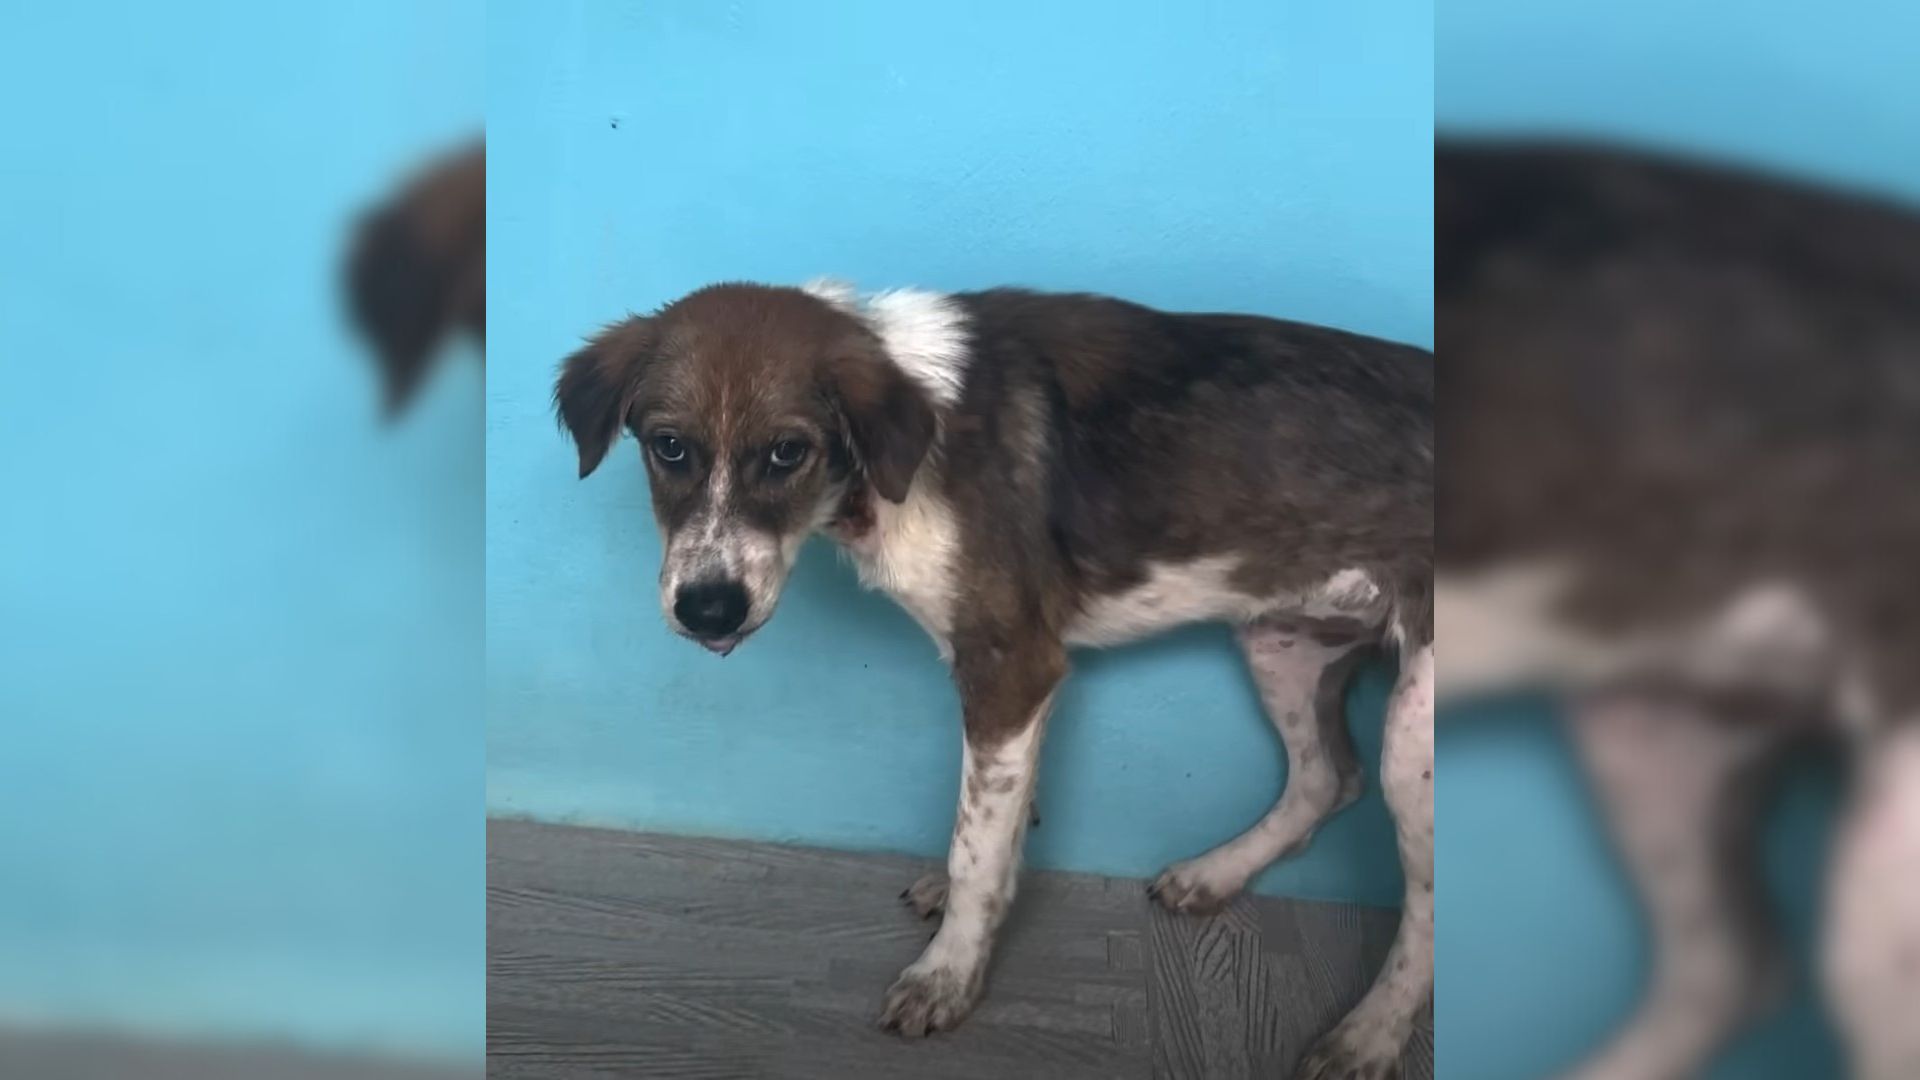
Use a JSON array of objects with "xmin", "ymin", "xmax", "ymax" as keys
[{"xmin": 844, "ymin": 486, "xmax": 961, "ymax": 653}]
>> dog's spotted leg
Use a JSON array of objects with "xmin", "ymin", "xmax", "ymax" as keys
[
  {"xmin": 1556, "ymin": 687, "xmax": 1789, "ymax": 1080},
  {"xmin": 1297, "ymin": 643, "xmax": 1433, "ymax": 1080},
  {"xmin": 898, "ymin": 798, "xmax": 1039, "ymax": 919},
  {"xmin": 1824, "ymin": 721, "xmax": 1920, "ymax": 1080},
  {"xmin": 879, "ymin": 636, "xmax": 1065, "ymax": 1037},
  {"xmin": 1151, "ymin": 622, "xmax": 1369, "ymax": 914}
]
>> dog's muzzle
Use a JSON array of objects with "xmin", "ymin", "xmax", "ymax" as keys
[{"xmin": 673, "ymin": 579, "xmax": 750, "ymax": 655}]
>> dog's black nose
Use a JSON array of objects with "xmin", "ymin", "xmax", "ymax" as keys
[{"xmin": 674, "ymin": 580, "xmax": 750, "ymax": 639}]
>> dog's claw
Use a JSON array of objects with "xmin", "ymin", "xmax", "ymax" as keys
[
  {"xmin": 1148, "ymin": 863, "xmax": 1238, "ymax": 915},
  {"xmin": 1292, "ymin": 1019, "xmax": 1404, "ymax": 1080},
  {"xmin": 900, "ymin": 873, "xmax": 949, "ymax": 919}
]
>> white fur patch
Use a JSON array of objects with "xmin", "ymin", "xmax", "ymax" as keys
[
  {"xmin": 1066, "ymin": 560, "xmax": 1387, "ymax": 648},
  {"xmin": 1439, "ymin": 562, "xmax": 1841, "ymax": 707},
  {"xmin": 1688, "ymin": 582, "xmax": 1835, "ymax": 697},
  {"xmin": 1824, "ymin": 722, "xmax": 1920, "ymax": 1080},
  {"xmin": 842, "ymin": 481, "xmax": 963, "ymax": 656},
  {"xmin": 1068, "ymin": 556, "xmax": 1252, "ymax": 646},
  {"xmin": 864, "ymin": 289, "xmax": 971, "ymax": 407},
  {"xmin": 800, "ymin": 276, "xmax": 859, "ymax": 310},
  {"xmin": 1321, "ymin": 567, "xmax": 1382, "ymax": 610},
  {"xmin": 800, "ymin": 278, "xmax": 971, "ymax": 408},
  {"xmin": 1435, "ymin": 562, "xmax": 1625, "ymax": 700}
]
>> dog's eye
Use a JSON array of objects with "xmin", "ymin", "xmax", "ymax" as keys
[
  {"xmin": 769, "ymin": 439, "xmax": 809, "ymax": 470},
  {"xmin": 650, "ymin": 434, "xmax": 687, "ymax": 464}
]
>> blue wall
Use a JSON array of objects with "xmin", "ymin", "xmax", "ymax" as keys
[
  {"xmin": 0, "ymin": 1, "xmax": 481, "ymax": 1062},
  {"xmin": 487, "ymin": 0, "xmax": 1432, "ymax": 907},
  {"xmin": 1437, "ymin": 2, "xmax": 1920, "ymax": 1077}
]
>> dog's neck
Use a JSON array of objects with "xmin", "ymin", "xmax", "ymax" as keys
[
  {"xmin": 820, "ymin": 465, "xmax": 961, "ymax": 652},
  {"xmin": 825, "ymin": 476, "xmax": 876, "ymax": 545}
]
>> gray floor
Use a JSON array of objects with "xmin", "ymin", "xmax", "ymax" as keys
[
  {"xmin": 488, "ymin": 819, "xmax": 1432, "ymax": 1079},
  {"xmin": 0, "ymin": 1027, "xmax": 472, "ymax": 1080}
]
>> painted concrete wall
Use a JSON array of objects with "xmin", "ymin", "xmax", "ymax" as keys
[
  {"xmin": 0, "ymin": 1, "xmax": 482, "ymax": 1061},
  {"xmin": 486, "ymin": 0, "xmax": 1432, "ymax": 907},
  {"xmin": 1437, "ymin": 2, "xmax": 1920, "ymax": 1077}
]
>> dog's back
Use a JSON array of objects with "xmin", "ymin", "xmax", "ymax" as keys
[
  {"xmin": 940, "ymin": 288, "xmax": 1434, "ymax": 648},
  {"xmin": 1437, "ymin": 140, "xmax": 1920, "ymax": 717}
]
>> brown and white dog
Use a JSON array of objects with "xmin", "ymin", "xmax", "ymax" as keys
[
  {"xmin": 1441, "ymin": 139, "xmax": 1920, "ymax": 1080},
  {"xmin": 555, "ymin": 280, "xmax": 1434, "ymax": 1078}
]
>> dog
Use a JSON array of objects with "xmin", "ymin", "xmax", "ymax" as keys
[
  {"xmin": 554, "ymin": 280, "xmax": 1434, "ymax": 1078},
  {"xmin": 1439, "ymin": 139, "xmax": 1920, "ymax": 1080},
  {"xmin": 344, "ymin": 140, "xmax": 485, "ymax": 415}
]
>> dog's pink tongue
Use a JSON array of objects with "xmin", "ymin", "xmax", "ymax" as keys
[{"xmin": 699, "ymin": 636, "xmax": 739, "ymax": 658}]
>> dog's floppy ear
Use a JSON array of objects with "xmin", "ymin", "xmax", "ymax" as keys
[
  {"xmin": 554, "ymin": 317, "xmax": 656, "ymax": 478},
  {"xmin": 344, "ymin": 141, "xmax": 486, "ymax": 417},
  {"xmin": 828, "ymin": 341, "xmax": 936, "ymax": 503}
]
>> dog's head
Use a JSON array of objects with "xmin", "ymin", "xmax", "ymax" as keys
[{"xmin": 555, "ymin": 284, "xmax": 935, "ymax": 655}]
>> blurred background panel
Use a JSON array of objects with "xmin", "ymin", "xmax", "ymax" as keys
[
  {"xmin": 1440, "ymin": 0, "xmax": 1920, "ymax": 198},
  {"xmin": 0, "ymin": 1, "xmax": 481, "ymax": 1071},
  {"xmin": 1437, "ymin": 2, "xmax": 1919, "ymax": 1078},
  {"xmin": 486, "ymin": 0, "xmax": 1430, "ymax": 908}
]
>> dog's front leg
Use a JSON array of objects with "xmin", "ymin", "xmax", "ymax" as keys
[{"xmin": 879, "ymin": 634, "xmax": 1066, "ymax": 1037}]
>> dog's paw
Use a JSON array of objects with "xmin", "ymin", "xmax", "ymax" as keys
[
  {"xmin": 1147, "ymin": 860, "xmax": 1241, "ymax": 915},
  {"xmin": 1293, "ymin": 1019, "xmax": 1404, "ymax": 1080},
  {"xmin": 899, "ymin": 873, "xmax": 949, "ymax": 919},
  {"xmin": 878, "ymin": 960, "xmax": 982, "ymax": 1037}
]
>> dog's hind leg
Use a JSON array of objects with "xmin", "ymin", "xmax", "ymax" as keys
[
  {"xmin": 1296, "ymin": 642, "xmax": 1434, "ymax": 1080},
  {"xmin": 1823, "ymin": 721, "xmax": 1920, "ymax": 1080},
  {"xmin": 1557, "ymin": 687, "xmax": 1791, "ymax": 1080},
  {"xmin": 1149, "ymin": 619, "xmax": 1369, "ymax": 914}
]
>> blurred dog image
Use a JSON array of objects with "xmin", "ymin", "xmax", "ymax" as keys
[
  {"xmin": 344, "ymin": 141, "xmax": 485, "ymax": 415},
  {"xmin": 1440, "ymin": 139, "xmax": 1920, "ymax": 1080}
]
